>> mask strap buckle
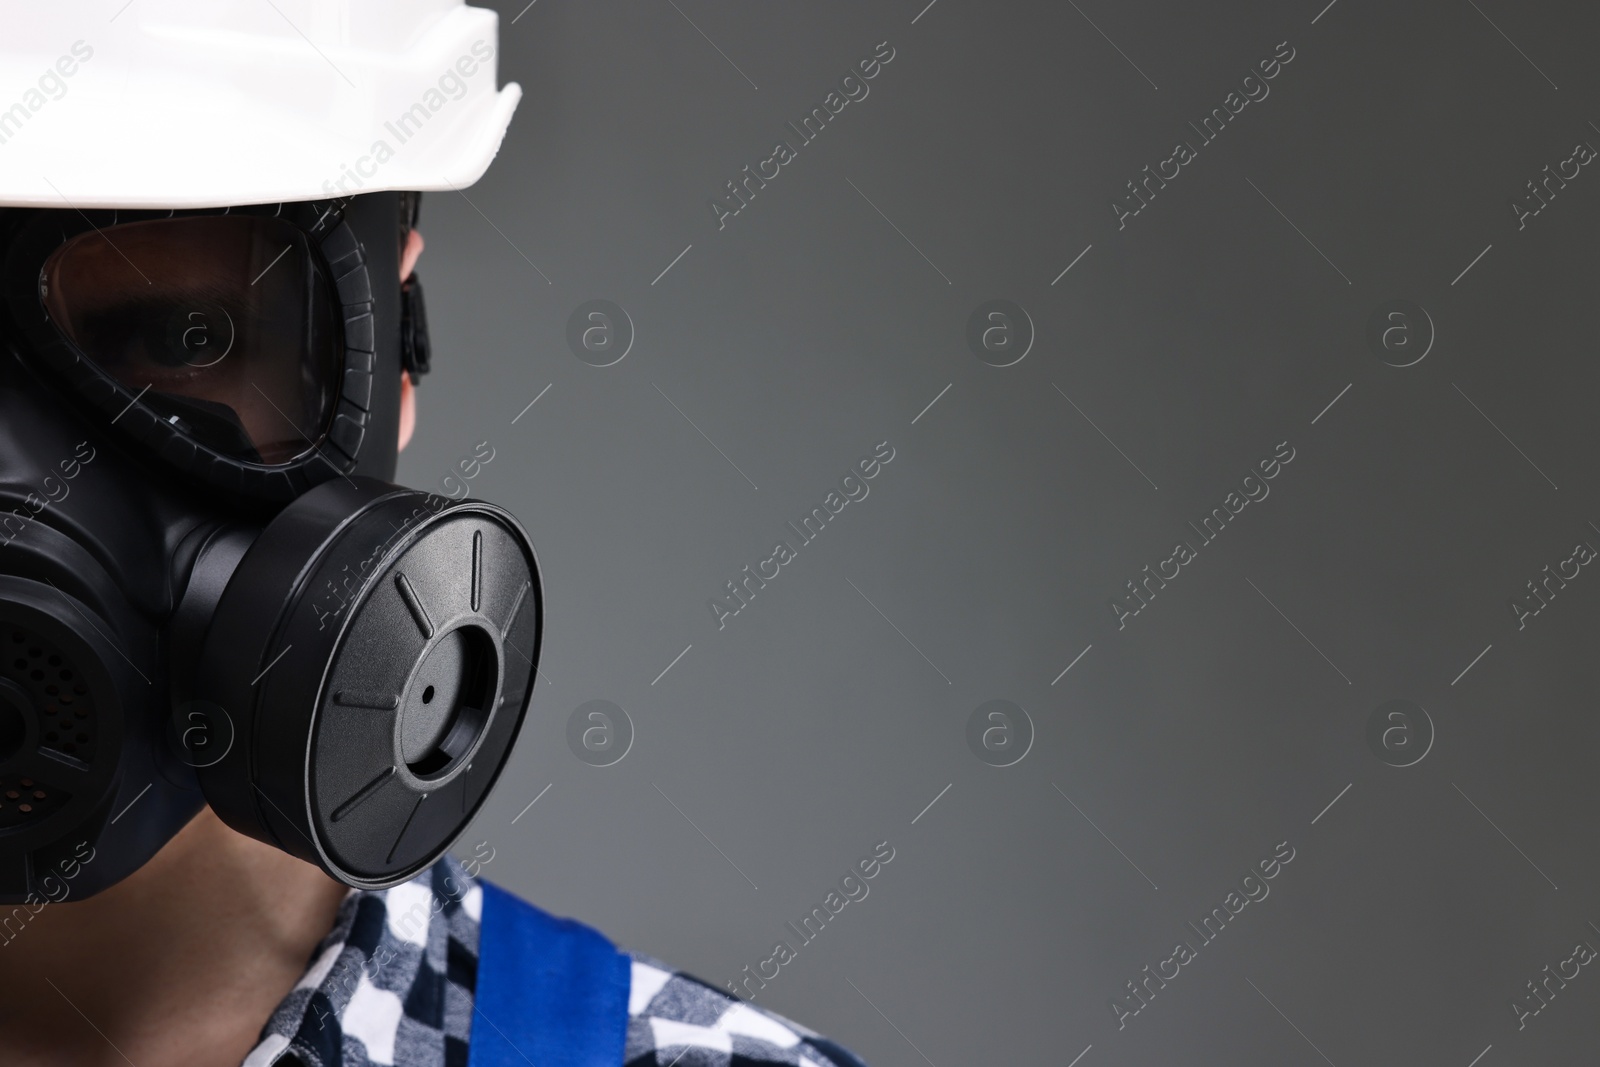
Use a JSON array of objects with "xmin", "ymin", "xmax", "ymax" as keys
[{"xmin": 400, "ymin": 274, "xmax": 430, "ymax": 380}]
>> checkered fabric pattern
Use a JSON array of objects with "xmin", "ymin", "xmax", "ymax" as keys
[
  {"xmin": 239, "ymin": 858, "xmax": 870, "ymax": 1067},
  {"xmin": 624, "ymin": 956, "xmax": 870, "ymax": 1067},
  {"xmin": 241, "ymin": 856, "xmax": 481, "ymax": 1067}
]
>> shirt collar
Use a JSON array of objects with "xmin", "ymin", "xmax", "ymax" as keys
[{"xmin": 241, "ymin": 855, "xmax": 483, "ymax": 1067}]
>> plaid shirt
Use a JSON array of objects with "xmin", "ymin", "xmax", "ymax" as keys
[{"xmin": 241, "ymin": 856, "xmax": 870, "ymax": 1067}]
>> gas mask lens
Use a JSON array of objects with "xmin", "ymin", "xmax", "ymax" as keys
[{"xmin": 39, "ymin": 214, "xmax": 342, "ymax": 465}]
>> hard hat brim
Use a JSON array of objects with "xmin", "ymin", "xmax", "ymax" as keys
[{"xmin": 0, "ymin": 7, "xmax": 522, "ymax": 209}]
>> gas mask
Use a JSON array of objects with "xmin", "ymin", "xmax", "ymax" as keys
[{"xmin": 0, "ymin": 191, "xmax": 541, "ymax": 903}]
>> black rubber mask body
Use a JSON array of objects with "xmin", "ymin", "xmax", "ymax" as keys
[{"xmin": 0, "ymin": 193, "xmax": 540, "ymax": 904}]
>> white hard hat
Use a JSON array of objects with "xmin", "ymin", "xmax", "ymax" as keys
[{"xmin": 0, "ymin": 0, "xmax": 522, "ymax": 209}]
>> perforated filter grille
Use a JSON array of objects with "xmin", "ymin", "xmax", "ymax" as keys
[
  {"xmin": 0, "ymin": 773, "xmax": 65, "ymax": 827},
  {"xmin": 0, "ymin": 626, "xmax": 92, "ymax": 830},
  {"xmin": 5, "ymin": 627, "xmax": 96, "ymax": 761}
]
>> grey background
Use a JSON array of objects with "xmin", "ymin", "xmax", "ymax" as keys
[{"xmin": 404, "ymin": 2, "xmax": 1600, "ymax": 1063}]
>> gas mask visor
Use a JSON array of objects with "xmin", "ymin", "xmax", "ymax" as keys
[
  {"xmin": 39, "ymin": 211, "xmax": 343, "ymax": 464},
  {"xmin": 0, "ymin": 193, "xmax": 540, "ymax": 903}
]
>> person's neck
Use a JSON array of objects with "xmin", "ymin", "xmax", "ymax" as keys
[{"xmin": 0, "ymin": 806, "xmax": 349, "ymax": 1067}]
